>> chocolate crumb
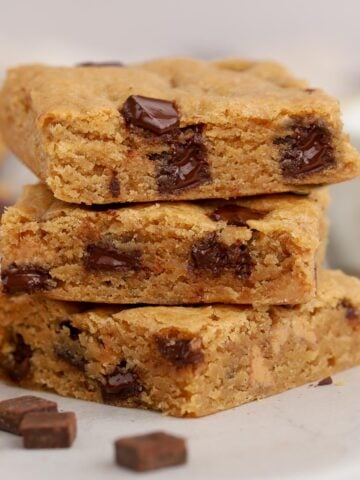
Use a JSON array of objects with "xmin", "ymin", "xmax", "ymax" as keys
[
  {"xmin": 317, "ymin": 376, "xmax": 333, "ymax": 386},
  {"xmin": 341, "ymin": 300, "xmax": 360, "ymax": 321}
]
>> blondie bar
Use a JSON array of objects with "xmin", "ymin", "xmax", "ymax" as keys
[
  {"xmin": 0, "ymin": 270, "xmax": 359, "ymax": 417},
  {"xmin": 0, "ymin": 59, "xmax": 359, "ymax": 204},
  {"xmin": 1, "ymin": 184, "xmax": 328, "ymax": 305}
]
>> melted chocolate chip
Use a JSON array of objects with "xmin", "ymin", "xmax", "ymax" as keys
[
  {"xmin": 155, "ymin": 335, "xmax": 204, "ymax": 367},
  {"xmin": 109, "ymin": 175, "xmax": 120, "ymax": 198},
  {"xmin": 341, "ymin": 300, "xmax": 360, "ymax": 321},
  {"xmin": 317, "ymin": 376, "xmax": 333, "ymax": 386},
  {"xmin": 150, "ymin": 124, "xmax": 211, "ymax": 194},
  {"xmin": 77, "ymin": 61, "xmax": 123, "ymax": 67},
  {"xmin": 1, "ymin": 265, "xmax": 55, "ymax": 295},
  {"xmin": 190, "ymin": 233, "xmax": 253, "ymax": 278},
  {"xmin": 121, "ymin": 95, "xmax": 179, "ymax": 134},
  {"xmin": 54, "ymin": 345, "xmax": 86, "ymax": 370},
  {"xmin": 101, "ymin": 365, "xmax": 143, "ymax": 401},
  {"xmin": 84, "ymin": 245, "xmax": 141, "ymax": 272},
  {"xmin": 209, "ymin": 204, "xmax": 267, "ymax": 226},
  {"xmin": 274, "ymin": 120, "xmax": 335, "ymax": 178},
  {"xmin": 0, "ymin": 334, "xmax": 32, "ymax": 381}
]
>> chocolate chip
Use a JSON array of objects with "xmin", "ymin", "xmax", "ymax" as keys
[
  {"xmin": 150, "ymin": 124, "xmax": 211, "ymax": 194},
  {"xmin": 115, "ymin": 431, "xmax": 187, "ymax": 472},
  {"xmin": 274, "ymin": 120, "xmax": 335, "ymax": 178},
  {"xmin": 190, "ymin": 233, "xmax": 253, "ymax": 278},
  {"xmin": 77, "ymin": 61, "xmax": 123, "ymax": 67},
  {"xmin": 0, "ymin": 396, "xmax": 58, "ymax": 435},
  {"xmin": 317, "ymin": 376, "xmax": 333, "ymax": 386},
  {"xmin": 0, "ymin": 333, "xmax": 32, "ymax": 382},
  {"xmin": 101, "ymin": 364, "xmax": 143, "ymax": 401},
  {"xmin": 84, "ymin": 244, "xmax": 141, "ymax": 272},
  {"xmin": 54, "ymin": 344, "xmax": 86, "ymax": 370},
  {"xmin": 209, "ymin": 204, "xmax": 267, "ymax": 226},
  {"xmin": 341, "ymin": 300, "xmax": 360, "ymax": 321},
  {"xmin": 109, "ymin": 175, "xmax": 120, "ymax": 197},
  {"xmin": 20, "ymin": 411, "xmax": 77, "ymax": 449},
  {"xmin": 155, "ymin": 334, "xmax": 204, "ymax": 367},
  {"xmin": 1, "ymin": 265, "xmax": 55, "ymax": 294},
  {"xmin": 121, "ymin": 95, "xmax": 179, "ymax": 134}
]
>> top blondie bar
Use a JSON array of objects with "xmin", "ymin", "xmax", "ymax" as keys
[{"xmin": 1, "ymin": 58, "xmax": 359, "ymax": 204}]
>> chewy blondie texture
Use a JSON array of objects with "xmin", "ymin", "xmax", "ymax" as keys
[
  {"xmin": 1, "ymin": 184, "xmax": 328, "ymax": 305},
  {"xmin": 0, "ymin": 59, "xmax": 359, "ymax": 204},
  {"xmin": 0, "ymin": 270, "xmax": 359, "ymax": 417}
]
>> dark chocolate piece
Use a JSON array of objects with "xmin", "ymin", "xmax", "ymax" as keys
[
  {"xmin": 209, "ymin": 204, "xmax": 267, "ymax": 226},
  {"xmin": 109, "ymin": 175, "xmax": 120, "ymax": 197},
  {"xmin": 77, "ymin": 61, "xmax": 123, "ymax": 67},
  {"xmin": 102, "ymin": 364, "xmax": 143, "ymax": 401},
  {"xmin": 1, "ymin": 265, "xmax": 55, "ymax": 294},
  {"xmin": 0, "ymin": 333, "xmax": 32, "ymax": 381},
  {"xmin": 84, "ymin": 244, "xmax": 141, "ymax": 272},
  {"xmin": 121, "ymin": 95, "xmax": 179, "ymax": 134},
  {"xmin": 54, "ymin": 321, "xmax": 85, "ymax": 369},
  {"xmin": 155, "ymin": 334, "xmax": 204, "ymax": 367},
  {"xmin": 20, "ymin": 412, "xmax": 77, "ymax": 449},
  {"xmin": 317, "ymin": 376, "xmax": 333, "ymax": 386},
  {"xmin": 341, "ymin": 300, "xmax": 360, "ymax": 321},
  {"xmin": 115, "ymin": 431, "xmax": 187, "ymax": 472},
  {"xmin": 0, "ymin": 396, "xmax": 57, "ymax": 435},
  {"xmin": 274, "ymin": 120, "xmax": 335, "ymax": 178},
  {"xmin": 190, "ymin": 233, "xmax": 253, "ymax": 278},
  {"xmin": 150, "ymin": 124, "xmax": 211, "ymax": 194}
]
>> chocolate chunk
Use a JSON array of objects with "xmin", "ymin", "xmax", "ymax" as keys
[
  {"xmin": 317, "ymin": 376, "xmax": 333, "ymax": 386},
  {"xmin": 0, "ymin": 333, "xmax": 32, "ymax": 381},
  {"xmin": 155, "ymin": 334, "xmax": 204, "ymax": 367},
  {"xmin": 274, "ymin": 120, "xmax": 335, "ymax": 178},
  {"xmin": 84, "ymin": 244, "xmax": 141, "ymax": 272},
  {"xmin": 341, "ymin": 300, "xmax": 360, "ymax": 321},
  {"xmin": 20, "ymin": 412, "xmax": 77, "ymax": 449},
  {"xmin": 77, "ymin": 61, "xmax": 123, "ymax": 67},
  {"xmin": 1, "ymin": 265, "xmax": 55, "ymax": 294},
  {"xmin": 209, "ymin": 204, "xmax": 267, "ymax": 226},
  {"xmin": 190, "ymin": 233, "xmax": 253, "ymax": 278},
  {"xmin": 102, "ymin": 364, "xmax": 143, "ymax": 401},
  {"xmin": 54, "ymin": 321, "xmax": 85, "ymax": 370},
  {"xmin": 115, "ymin": 431, "xmax": 187, "ymax": 472},
  {"xmin": 150, "ymin": 124, "xmax": 211, "ymax": 194},
  {"xmin": 109, "ymin": 175, "xmax": 120, "ymax": 197},
  {"xmin": 0, "ymin": 396, "xmax": 58, "ymax": 435},
  {"xmin": 121, "ymin": 95, "xmax": 179, "ymax": 134}
]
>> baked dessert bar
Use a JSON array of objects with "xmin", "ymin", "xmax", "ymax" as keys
[
  {"xmin": 0, "ymin": 270, "xmax": 359, "ymax": 417},
  {"xmin": 1, "ymin": 184, "xmax": 328, "ymax": 305},
  {"xmin": 0, "ymin": 59, "xmax": 359, "ymax": 204}
]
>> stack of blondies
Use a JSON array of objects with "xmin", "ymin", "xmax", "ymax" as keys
[{"xmin": 0, "ymin": 58, "xmax": 359, "ymax": 417}]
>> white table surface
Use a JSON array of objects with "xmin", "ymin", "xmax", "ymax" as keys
[{"xmin": 1, "ymin": 367, "xmax": 360, "ymax": 480}]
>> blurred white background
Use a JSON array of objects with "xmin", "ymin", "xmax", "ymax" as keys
[{"xmin": 0, "ymin": 0, "xmax": 359, "ymax": 273}]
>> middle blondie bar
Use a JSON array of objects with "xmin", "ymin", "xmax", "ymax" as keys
[{"xmin": 1, "ymin": 184, "xmax": 328, "ymax": 305}]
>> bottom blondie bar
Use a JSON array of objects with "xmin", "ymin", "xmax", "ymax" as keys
[{"xmin": 0, "ymin": 270, "xmax": 359, "ymax": 417}]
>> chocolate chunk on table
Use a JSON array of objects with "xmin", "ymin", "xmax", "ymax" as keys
[
  {"xmin": 20, "ymin": 411, "xmax": 77, "ymax": 449},
  {"xmin": 0, "ymin": 396, "xmax": 57, "ymax": 435},
  {"xmin": 115, "ymin": 431, "xmax": 187, "ymax": 472}
]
